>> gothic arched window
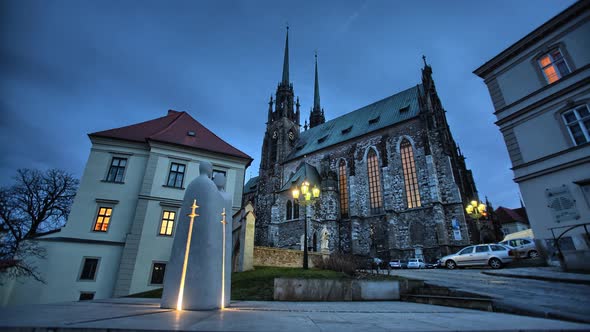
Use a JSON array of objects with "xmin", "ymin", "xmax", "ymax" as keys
[
  {"xmin": 338, "ymin": 159, "xmax": 349, "ymax": 218},
  {"xmin": 293, "ymin": 199, "xmax": 300, "ymax": 219},
  {"xmin": 367, "ymin": 149, "xmax": 383, "ymax": 214},
  {"xmin": 400, "ymin": 139, "xmax": 421, "ymax": 208},
  {"xmin": 286, "ymin": 200, "xmax": 292, "ymax": 220}
]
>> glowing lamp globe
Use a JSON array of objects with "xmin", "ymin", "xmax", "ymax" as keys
[
  {"xmin": 301, "ymin": 181, "xmax": 310, "ymax": 195},
  {"xmin": 312, "ymin": 186, "xmax": 320, "ymax": 198}
]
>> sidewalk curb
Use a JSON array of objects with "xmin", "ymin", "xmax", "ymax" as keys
[
  {"xmin": 481, "ymin": 271, "xmax": 590, "ymax": 285},
  {"xmin": 493, "ymin": 300, "xmax": 590, "ymax": 324}
]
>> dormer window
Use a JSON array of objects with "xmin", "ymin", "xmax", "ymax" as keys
[
  {"xmin": 341, "ymin": 126, "xmax": 352, "ymax": 134},
  {"xmin": 399, "ymin": 105, "xmax": 410, "ymax": 113},
  {"xmin": 538, "ymin": 48, "xmax": 570, "ymax": 84},
  {"xmin": 317, "ymin": 135, "xmax": 328, "ymax": 144},
  {"xmin": 368, "ymin": 116, "xmax": 380, "ymax": 125}
]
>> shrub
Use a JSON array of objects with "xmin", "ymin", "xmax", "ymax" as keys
[{"xmin": 313, "ymin": 253, "xmax": 361, "ymax": 276}]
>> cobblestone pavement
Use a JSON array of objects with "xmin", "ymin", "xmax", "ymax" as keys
[
  {"xmin": 1, "ymin": 299, "xmax": 590, "ymax": 331},
  {"xmin": 382, "ymin": 267, "xmax": 590, "ymax": 323}
]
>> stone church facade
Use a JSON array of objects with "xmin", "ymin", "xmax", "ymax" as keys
[{"xmin": 244, "ymin": 30, "xmax": 478, "ymax": 262}]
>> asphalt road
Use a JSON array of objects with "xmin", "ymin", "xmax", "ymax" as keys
[{"xmin": 382, "ymin": 267, "xmax": 590, "ymax": 323}]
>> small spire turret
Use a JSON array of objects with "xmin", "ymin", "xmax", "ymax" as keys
[{"xmin": 268, "ymin": 95, "xmax": 273, "ymax": 122}]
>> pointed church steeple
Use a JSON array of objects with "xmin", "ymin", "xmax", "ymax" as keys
[
  {"xmin": 309, "ymin": 52, "xmax": 325, "ymax": 128},
  {"xmin": 281, "ymin": 27, "xmax": 290, "ymax": 85},
  {"xmin": 313, "ymin": 53, "xmax": 320, "ymax": 109}
]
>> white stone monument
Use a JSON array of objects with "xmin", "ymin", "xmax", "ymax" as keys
[{"xmin": 160, "ymin": 161, "xmax": 232, "ymax": 310}]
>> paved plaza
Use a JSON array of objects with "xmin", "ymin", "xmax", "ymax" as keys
[
  {"xmin": 382, "ymin": 267, "xmax": 590, "ymax": 323},
  {"xmin": 1, "ymin": 298, "xmax": 590, "ymax": 331}
]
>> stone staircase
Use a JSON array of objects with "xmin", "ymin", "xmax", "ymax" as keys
[{"xmin": 401, "ymin": 283, "xmax": 494, "ymax": 312}]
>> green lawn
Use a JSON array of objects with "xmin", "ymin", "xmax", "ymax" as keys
[
  {"xmin": 232, "ymin": 266, "xmax": 349, "ymax": 300},
  {"xmin": 128, "ymin": 266, "xmax": 400, "ymax": 301}
]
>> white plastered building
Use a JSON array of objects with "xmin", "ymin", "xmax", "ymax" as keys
[
  {"xmin": 1, "ymin": 110, "xmax": 252, "ymax": 306},
  {"xmin": 474, "ymin": 1, "xmax": 590, "ymax": 270}
]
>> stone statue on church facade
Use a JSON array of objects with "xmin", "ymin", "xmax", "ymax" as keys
[{"xmin": 320, "ymin": 226, "xmax": 329, "ymax": 252}]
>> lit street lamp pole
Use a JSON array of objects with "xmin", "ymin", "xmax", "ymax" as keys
[
  {"xmin": 465, "ymin": 200, "xmax": 487, "ymax": 243},
  {"xmin": 292, "ymin": 180, "xmax": 320, "ymax": 269}
]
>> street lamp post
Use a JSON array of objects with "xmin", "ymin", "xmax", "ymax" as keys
[
  {"xmin": 292, "ymin": 180, "xmax": 320, "ymax": 269},
  {"xmin": 465, "ymin": 200, "xmax": 487, "ymax": 243}
]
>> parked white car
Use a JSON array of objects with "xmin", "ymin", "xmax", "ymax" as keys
[
  {"xmin": 438, "ymin": 244, "xmax": 515, "ymax": 269},
  {"xmin": 499, "ymin": 238, "xmax": 539, "ymax": 258},
  {"xmin": 407, "ymin": 258, "xmax": 426, "ymax": 269}
]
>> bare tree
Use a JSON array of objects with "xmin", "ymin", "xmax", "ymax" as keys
[{"xmin": 0, "ymin": 169, "xmax": 79, "ymax": 282}]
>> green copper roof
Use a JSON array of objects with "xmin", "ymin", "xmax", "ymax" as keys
[
  {"xmin": 243, "ymin": 176, "xmax": 259, "ymax": 194},
  {"xmin": 286, "ymin": 84, "xmax": 423, "ymax": 161},
  {"xmin": 282, "ymin": 29, "xmax": 289, "ymax": 85},
  {"xmin": 313, "ymin": 54, "xmax": 320, "ymax": 109},
  {"xmin": 279, "ymin": 163, "xmax": 321, "ymax": 192}
]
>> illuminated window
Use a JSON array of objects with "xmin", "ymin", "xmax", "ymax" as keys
[
  {"xmin": 401, "ymin": 139, "xmax": 421, "ymax": 208},
  {"xmin": 538, "ymin": 49, "xmax": 570, "ymax": 84},
  {"xmin": 159, "ymin": 210, "xmax": 176, "ymax": 236},
  {"xmin": 367, "ymin": 149, "xmax": 383, "ymax": 214},
  {"xmin": 562, "ymin": 104, "xmax": 590, "ymax": 145},
  {"xmin": 338, "ymin": 159, "xmax": 349, "ymax": 218},
  {"xmin": 79, "ymin": 258, "xmax": 99, "ymax": 280},
  {"xmin": 167, "ymin": 163, "xmax": 186, "ymax": 188},
  {"xmin": 79, "ymin": 292, "xmax": 95, "ymax": 301},
  {"xmin": 106, "ymin": 157, "xmax": 126, "ymax": 183},
  {"xmin": 93, "ymin": 207, "xmax": 112, "ymax": 232},
  {"xmin": 150, "ymin": 262, "xmax": 166, "ymax": 284},
  {"xmin": 293, "ymin": 199, "xmax": 300, "ymax": 219},
  {"xmin": 286, "ymin": 201, "xmax": 292, "ymax": 220}
]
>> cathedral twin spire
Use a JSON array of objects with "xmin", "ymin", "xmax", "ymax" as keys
[
  {"xmin": 282, "ymin": 27, "xmax": 290, "ymax": 86},
  {"xmin": 274, "ymin": 27, "xmax": 325, "ymax": 129},
  {"xmin": 309, "ymin": 52, "xmax": 325, "ymax": 128}
]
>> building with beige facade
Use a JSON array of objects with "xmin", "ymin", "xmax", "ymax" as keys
[
  {"xmin": 1, "ymin": 110, "xmax": 251, "ymax": 306},
  {"xmin": 474, "ymin": 0, "xmax": 590, "ymax": 270}
]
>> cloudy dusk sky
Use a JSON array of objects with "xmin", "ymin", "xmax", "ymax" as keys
[{"xmin": 0, "ymin": 0, "xmax": 576, "ymax": 208}]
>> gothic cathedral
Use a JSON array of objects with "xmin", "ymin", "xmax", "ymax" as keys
[{"xmin": 243, "ymin": 29, "xmax": 478, "ymax": 262}]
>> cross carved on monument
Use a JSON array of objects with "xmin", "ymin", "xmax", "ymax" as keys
[
  {"xmin": 189, "ymin": 200, "xmax": 199, "ymax": 220},
  {"xmin": 220, "ymin": 207, "xmax": 227, "ymax": 309},
  {"xmin": 177, "ymin": 199, "xmax": 199, "ymax": 310}
]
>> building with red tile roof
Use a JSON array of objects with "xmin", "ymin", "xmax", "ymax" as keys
[
  {"xmin": 90, "ymin": 110, "xmax": 251, "ymax": 162},
  {"xmin": 1, "ymin": 110, "xmax": 252, "ymax": 306},
  {"xmin": 495, "ymin": 206, "xmax": 530, "ymax": 236}
]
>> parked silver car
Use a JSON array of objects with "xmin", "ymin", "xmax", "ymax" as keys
[
  {"xmin": 389, "ymin": 260, "xmax": 402, "ymax": 269},
  {"xmin": 438, "ymin": 244, "xmax": 515, "ymax": 269},
  {"xmin": 499, "ymin": 238, "xmax": 538, "ymax": 258},
  {"xmin": 407, "ymin": 258, "xmax": 426, "ymax": 269}
]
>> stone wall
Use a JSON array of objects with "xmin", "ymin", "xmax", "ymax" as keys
[
  {"xmin": 274, "ymin": 278, "xmax": 400, "ymax": 301},
  {"xmin": 253, "ymin": 246, "xmax": 323, "ymax": 268}
]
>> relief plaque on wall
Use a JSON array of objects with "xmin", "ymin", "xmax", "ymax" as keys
[{"xmin": 546, "ymin": 185, "xmax": 579, "ymax": 223}]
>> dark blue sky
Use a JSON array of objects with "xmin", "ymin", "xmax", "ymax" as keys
[{"xmin": 0, "ymin": 0, "xmax": 576, "ymax": 208}]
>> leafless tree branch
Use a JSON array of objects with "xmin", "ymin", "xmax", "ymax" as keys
[{"xmin": 0, "ymin": 168, "xmax": 78, "ymax": 283}]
